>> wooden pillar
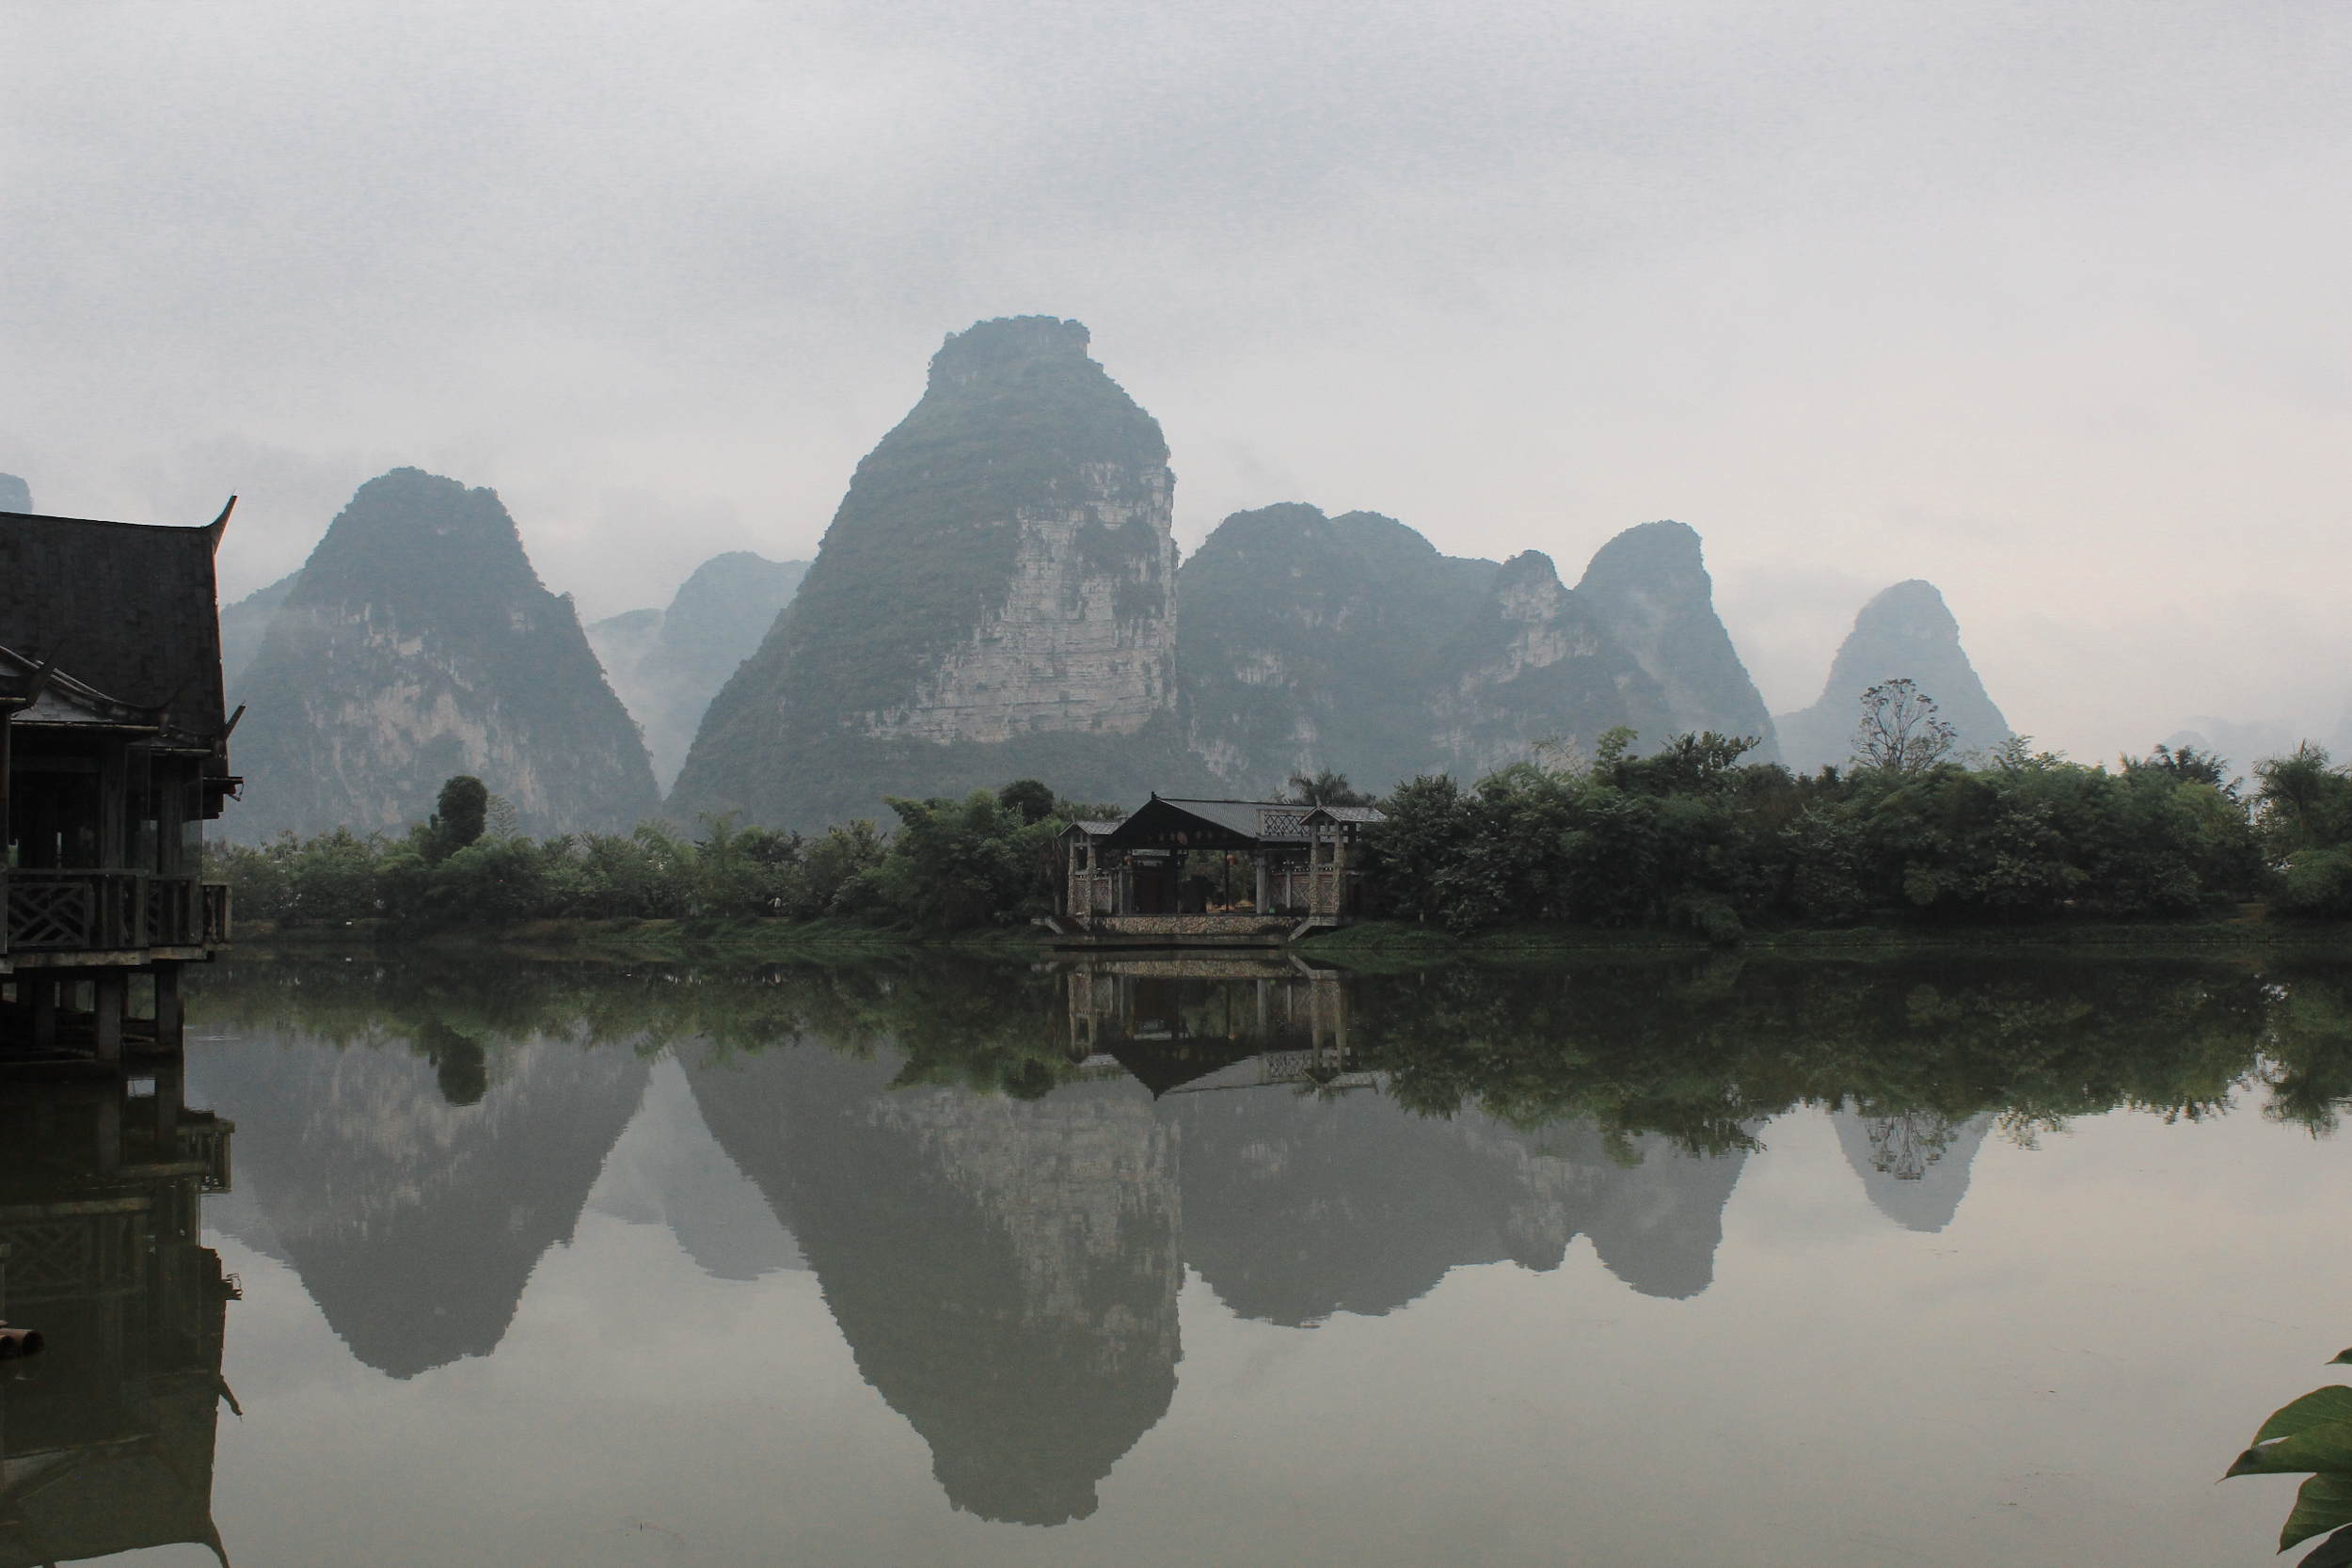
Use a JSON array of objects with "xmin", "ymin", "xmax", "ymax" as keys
[
  {"xmin": 152, "ymin": 1053, "xmax": 184, "ymax": 1146},
  {"xmin": 93, "ymin": 970, "xmax": 125, "ymax": 1064},
  {"xmin": 154, "ymin": 961, "xmax": 183, "ymax": 1052},
  {"xmin": 1254, "ymin": 855, "xmax": 1267, "ymax": 913},
  {"xmin": 31, "ymin": 978, "xmax": 56, "ymax": 1049},
  {"xmin": 95, "ymin": 1085, "xmax": 121, "ymax": 1176}
]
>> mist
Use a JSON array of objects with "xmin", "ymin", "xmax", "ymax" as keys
[{"xmin": 6, "ymin": 0, "xmax": 2347, "ymax": 764}]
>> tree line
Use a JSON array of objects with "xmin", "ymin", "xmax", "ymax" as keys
[
  {"xmin": 185, "ymin": 948, "xmax": 2352, "ymax": 1144},
  {"xmin": 206, "ymin": 685, "xmax": 2352, "ymax": 936},
  {"xmin": 204, "ymin": 773, "xmax": 1104, "ymax": 933}
]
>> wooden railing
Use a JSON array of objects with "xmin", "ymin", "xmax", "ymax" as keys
[{"xmin": 1, "ymin": 871, "xmax": 230, "ymax": 953}]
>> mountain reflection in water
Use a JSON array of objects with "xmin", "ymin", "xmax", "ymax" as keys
[{"xmin": 167, "ymin": 949, "xmax": 2352, "ymax": 1536}]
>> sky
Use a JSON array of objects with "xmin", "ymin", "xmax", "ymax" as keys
[{"xmin": 5, "ymin": 0, "xmax": 2348, "ymax": 764}]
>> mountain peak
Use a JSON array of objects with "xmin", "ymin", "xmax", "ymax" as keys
[
  {"xmin": 1574, "ymin": 520, "xmax": 1777, "ymax": 758},
  {"xmin": 228, "ymin": 468, "xmax": 658, "ymax": 838},
  {"xmin": 1774, "ymin": 578, "xmax": 2010, "ymax": 771},
  {"xmin": 928, "ymin": 316, "xmax": 1093, "ymax": 388}
]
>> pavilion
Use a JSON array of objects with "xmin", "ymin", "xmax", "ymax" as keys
[{"xmin": 1048, "ymin": 794, "xmax": 1383, "ymax": 947}]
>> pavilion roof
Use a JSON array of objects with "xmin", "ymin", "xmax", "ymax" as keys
[{"xmin": 0, "ymin": 502, "xmax": 231, "ymax": 738}]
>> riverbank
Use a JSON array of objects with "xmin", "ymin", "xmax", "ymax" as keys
[
  {"xmin": 1297, "ymin": 908, "xmax": 2352, "ymax": 958},
  {"xmin": 225, "ymin": 915, "xmax": 1052, "ymax": 963},
  {"xmin": 216, "ymin": 907, "xmax": 2352, "ymax": 965}
]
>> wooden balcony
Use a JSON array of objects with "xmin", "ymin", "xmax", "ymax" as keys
[{"xmin": 1, "ymin": 870, "xmax": 230, "ymax": 959}]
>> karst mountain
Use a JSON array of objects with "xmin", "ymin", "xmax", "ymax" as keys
[
  {"xmin": 209, "ymin": 320, "xmax": 2015, "ymax": 838},
  {"xmin": 1774, "ymin": 579, "xmax": 2010, "ymax": 771},
  {"xmin": 669, "ymin": 317, "xmax": 1781, "ymax": 827},
  {"xmin": 670, "ymin": 316, "xmax": 1203, "ymax": 829},
  {"xmin": 229, "ymin": 467, "xmax": 660, "ymax": 840}
]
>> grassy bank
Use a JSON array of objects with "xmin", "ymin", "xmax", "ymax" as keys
[
  {"xmin": 222, "ymin": 907, "xmax": 2352, "ymax": 967},
  {"xmin": 1298, "ymin": 909, "xmax": 2352, "ymax": 958},
  {"xmin": 227, "ymin": 915, "xmax": 1052, "ymax": 963}
]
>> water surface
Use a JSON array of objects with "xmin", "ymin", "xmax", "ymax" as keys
[{"xmin": 21, "ymin": 950, "xmax": 2352, "ymax": 1565}]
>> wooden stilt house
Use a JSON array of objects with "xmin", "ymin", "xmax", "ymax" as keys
[{"xmin": 1, "ymin": 500, "xmax": 241, "ymax": 1060}]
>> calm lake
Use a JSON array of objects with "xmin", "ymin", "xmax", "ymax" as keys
[{"xmin": 17, "ymin": 948, "xmax": 2352, "ymax": 1566}]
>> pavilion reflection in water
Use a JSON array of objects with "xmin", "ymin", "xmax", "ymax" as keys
[{"xmin": 0, "ymin": 1067, "xmax": 235, "ymax": 1567}]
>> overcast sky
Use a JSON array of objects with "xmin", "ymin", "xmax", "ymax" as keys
[{"xmin": 6, "ymin": 1, "xmax": 2348, "ymax": 763}]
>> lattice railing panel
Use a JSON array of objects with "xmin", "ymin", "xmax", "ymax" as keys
[
  {"xmin": 7, "ymin": 879, "xmax": 93, "ymax": 948},
  {"xmin": 0, "ymin": 1214, "xmax": 141, "ymax": 1300}
]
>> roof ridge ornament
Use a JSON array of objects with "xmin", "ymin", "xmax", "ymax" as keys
[{"xmin": 205, "ymin": 495, "xmax": 236, "ymax": 553}]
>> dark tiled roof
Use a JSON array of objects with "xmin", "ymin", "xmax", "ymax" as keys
[
  {"xmin": 1302, "ymin": 804, "xmax": 1387, "ymax": 824},
  {"xmin": 0, "ymin": 506, "xmax": 229, "ymax": 737},
  {"xmin": 1104, "ymin": 796, "xmax": 1386, "ymax": 848}
]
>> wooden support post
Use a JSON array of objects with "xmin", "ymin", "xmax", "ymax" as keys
[
  {"xmin": 95, "ymin": 1087, "xmax": 120, "ymax": 1176},
  {"xmin": 153, "ymin": 1053, "xmax": 184, "ymax": 1146},
  {"xmin": 154, "ymin": 961, "xmax": 183, "ymax": 1053},
  {"xmin": 32, "ymin": 979, "xmax": 56, "ymax": 1050},
  {"xmin": 1254, "ymin": 855, "xmax": 1267, "ymax": 913},
  {"xmin": 94, "ymin": 971, "xmax": 125, "ymax": 1064}
]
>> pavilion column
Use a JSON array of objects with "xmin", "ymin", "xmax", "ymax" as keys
[
  {"xmin": 154, "ymin": 962, "xmax": 183, "ymax": 1052},
  {"xmin": 95, "ymin": 1085, "xmax": 121, "ymax": 1176},
  {"xmin": 32, "ymin": 978, "xmax": 56, "ymax": 1050},
  {"xmin": 151, "ymin": 1053, "xmax": 184, "ymax": 1146},
  {"xmin": 93, "ymin": 970, "xmax": 125, "ymax": 1064}
]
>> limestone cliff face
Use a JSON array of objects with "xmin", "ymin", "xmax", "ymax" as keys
[
  {"xmin": 1177, "ymin": 504, "xmax": 1501, "ymax": 793},
  {"xmin": 866, "ymin": 460, "xmax": 1175, "ymax": 745},
  {"xmin": 1774, "ymin": 578, "xmax": 2010, "ymax": 771},
  {"xmin": 1427, "ymin": 550, "xmax": 1673, "ymax": 778},
  {"xmin": 1575, "ymin": 520, "xmax": 1780, "ymax": 762},
  {"xmin": 1181, "ymin": 508, "xmax": 1769, "ymax": 796},
  {"xmin": 673, "ymin": 318, "xmax": 1198, "ymax": 829},
  {"xmin": 230, "ymin": 467, "xmax": 660, "ymax": 839}
]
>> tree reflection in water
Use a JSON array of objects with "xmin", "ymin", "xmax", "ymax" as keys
[{"xmin": 175, "ymin": 949, "xmax": 2352, "ymax": 1526}]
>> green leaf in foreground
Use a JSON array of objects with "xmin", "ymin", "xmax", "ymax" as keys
[
  {"xmin": 2285, "ymin": 1476, "xmax": 2352, "ymax": 1551},
  {"xmin": 2261, "ymin": 1388, "xmax": 2352, "ymax": 1446},
  {"xmin": 2299, "ymin": 1523, "xmax": 2352, "ymax": 1568},
  {"xmin": 2331, "ymin": 1350, "xmax": 2352, "ymax": 1367},
  {"xmin": 2227, "ymin": 1421, "xmax": 2352, "ymax": 1478}
]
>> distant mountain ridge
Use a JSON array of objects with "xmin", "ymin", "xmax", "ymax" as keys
[
  {"xmin": 1175, "ymin": 507, "xmax": 1777, "ymax": 796},
  {"xmin": 199, "ymin": 321, "xmax": 2023, "ymax": 838},
  {"xmin": 590, "ymin": 551, "xmax": 808, "ymax": 791},
  {"xmin": 667, "ymin": 317, "xmax": 1782, "ymax": 827}
]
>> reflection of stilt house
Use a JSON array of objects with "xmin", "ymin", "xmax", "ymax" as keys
[
  {"xmin": 1061, "ymin": 957, "xmax": 1369, "ymax": 1093},
  {"xmin": 1, "ymin": 502, "xmax": 240, "ymax": 1060},
  {"xmin": 1052, "ymin": 796, "xmax": 1383, "ymax": 948},
  {"xmin": 0, "ymin": 1069, "xmax": 237, "ymax": 1566}
]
